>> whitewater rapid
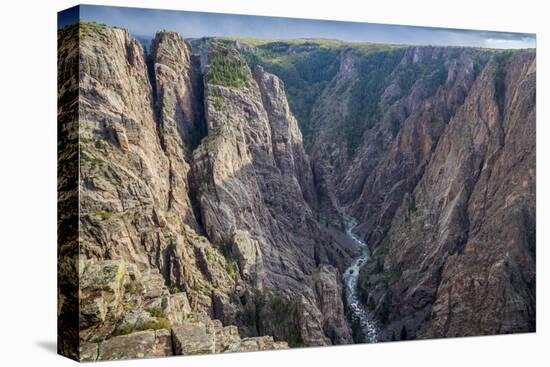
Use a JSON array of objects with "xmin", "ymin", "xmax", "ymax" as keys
[{"xmin": 342, "ymin": 216, "xmax": 379, "ymax": 343}]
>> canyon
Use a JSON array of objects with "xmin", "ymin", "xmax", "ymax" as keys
[{"xmin": 58, "ymin": 22, "xmax": 536, "ymax": 361}]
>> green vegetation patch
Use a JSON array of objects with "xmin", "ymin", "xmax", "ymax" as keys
[
  {"xmin": 80, "ymin": 135, "xmax": 93, "ymax": 144},
  {"xmin": 91, "ymin": 210, "xmax": 111, "ymax": 222},
  {"xmin": 143, "ymin": 317, "xmax": 171, "ymax": 331},
  {"xmin": 79, "ymin": 149, "xmax": 105, "ymax": 167},
  {"xmin": 242, "ymin": 42, "xmax": 341, "ymax": 144},
  {"xmin": 225, "ymin": 258, "xmax": 238, "ymax": 281},
  {"xmin": 190, "ymin": 282, "xmax": 210, "ymax": 295},
  {"xmin": 213, "ymin": 94, "xmax": 224, "ymax": 111},
  {"xmin": 145, "ymin": 306, "xmax": 165, "ymax": 318},
  {"xmin": 218, "ymin": 241, "xmax": 239, "ymax": 281},
  {"xmin": 342, "ymin": 49, "xmax": 404, "ymax": 156},
  {"xmin": 113, "ymin": 324, "xmax": 134, "ymax": 337},
  {"xmin": 77, "ymin": 21, "xmax": 109, "ymax": 41},
  {"xmin": 114, "ymin": 308, "xmax": 171, "ymax": 336},
  {"xmin": 207, "ymin": 45, "xmax": 250, "ymax": 88},
  {"xmin": 94, "ymin": 137, "xmax": 108, "ymax": 150}
]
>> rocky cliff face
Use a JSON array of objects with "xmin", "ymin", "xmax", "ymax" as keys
[
  {"xmin": 308, "ymin": 47, "xmax": 491, "ymax": 238},
  {"xmin": 237, "ymin": 40, "xmax": 535, "ymax": 341},
  {"xmin": 58, "ymin": 21, "xmax": 535, "ymax": 360},
  {"xmin": 190, "ymin": 42, "xmax": 354, "ymax": 345},
  {"xmin": 357, "ymin": 50, "xmax": 535, "ymax": 340},
  {"xmin": 58, "ymin": 23, "xmax": 353, "ymax": 361},
  {"xmin": 75, "ymin": 24, "xmax": 238, "ymax": 321}
]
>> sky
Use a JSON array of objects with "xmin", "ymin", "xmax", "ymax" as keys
[{"xmin": 58, "ymin": 5, "xmax": 535, "ymax": 49}]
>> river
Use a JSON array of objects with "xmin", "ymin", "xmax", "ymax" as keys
[{"xmin": 342, "ymin": 216, "xmax": 379, "ymax": 343}]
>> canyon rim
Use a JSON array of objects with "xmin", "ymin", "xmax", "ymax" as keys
[{"xmin": 57, "ymin": 5, "xmax": 536, "ymax": 362}]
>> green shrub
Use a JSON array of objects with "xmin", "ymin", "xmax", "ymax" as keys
[
  {"xmin": 78, "ymin": 21, "xmax": 108, "ymax": 41},
  {"xmin": 213, "ymin": 95, "xmax": 224, "ymax": 111},
  {"xmin": 219, "ymin": 241, "xmax": 232, "ymax": 258},
  {"xmin": 79, "ymin": 149, "xmax": 105, "ymax": 166},
  {"xmin": 142, "ymin": 317, "xmax": 170, "ymax": 331},
  {"xmin": 357, "ymin": 263, "xmax": 372, "ymax": 305},
  {"xmin": 91, "ymin": 210, "xmax": 111, "ymax": 221},
  {"xmin": 95, "ymin": 139, "xmax": 107, "ymax": 150},
  {"xmin": 217, "ymin": 241, "xmax": 239, "ymax": 280},
  {"xmin": 225, "ymin": 258, "xmax": 238, "ymax": 280},
  {"xmin": 145, "ymin": 306, "xmax": 164, "ymax": 318},
  {"xmin": 356, "ymin": 255, "xmax": 401, "ymax": 327},
  {"xmin": 80, "ymin": 136, "xmax": 93, "ymax": 144},
  {"xmin": 190, "ymin": 283, "xmax": 209, "ymax": 294},
  {"xmin": 113, "ymin": 324, "xmax": 134, "ymax": 336},
  {"xmin": 239, "ymin": 289, "xmax": 303, "ymax": 347}
]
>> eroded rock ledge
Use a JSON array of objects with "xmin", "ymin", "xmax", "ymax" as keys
[{"xmin": 79, "ymin": 260, "xmax": 287, "ymax": 361}]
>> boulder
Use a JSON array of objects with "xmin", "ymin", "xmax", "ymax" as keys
[
  {"xmin": 171, "ymin": 322, "xmax": 215, "ymax": 355},
  {"xmin": 80, "ymin": 330, "xmax": 173, "ymax": 361}
]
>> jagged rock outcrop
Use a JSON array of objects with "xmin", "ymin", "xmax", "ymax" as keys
[
  {"xmin": 314, "ymin": 265, "xmax": 353, "ymax": 343},
  {"xmin": 231, "ymin": 230, "xmax": 265, "ymax": 288},
  {"xmin": 424, "ymin": 52, "xmax": 535, "ymax": 338},
  {"xmin": 148, "ymin": 31, "xmax": 205, "ymax": 230},
  {"xmin": 191, "ymin": 44, "xmax": 354, "ymax": 345},
  {"xmin": 253, "ymin": 66, "xmax": 318, "ymax": 206},
  {"xmin": 72, "ymin": 23, "xmax": 240, "ymax": 320},
  {"xmin": 171, "ymin": 318, "xmax": 287, "ymax": 355}
]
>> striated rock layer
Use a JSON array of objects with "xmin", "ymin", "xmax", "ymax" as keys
[{"xmin": 360, "ymin": 51, "xmax": 536, "ymax": 340}]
